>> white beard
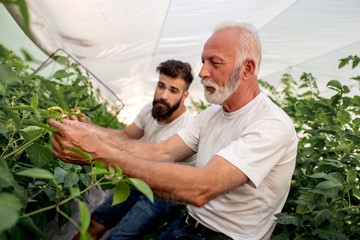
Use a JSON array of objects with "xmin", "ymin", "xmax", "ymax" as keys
[{"xmin": 201, "ymin": 67, "xmax": 242, "ymax": 104}]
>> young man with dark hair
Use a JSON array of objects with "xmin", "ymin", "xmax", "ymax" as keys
[{"xmin": 72, "ymin": 59, "xmax": 195, "ymax": 240}]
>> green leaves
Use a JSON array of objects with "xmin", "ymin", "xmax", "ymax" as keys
[
  {"xmin": 113, "ymin": 181, "xmax": 131, "ymax": 205},
  {"xmin": 261, "ymin": 55, "xmax": 360, "ymax": 239},
  {"xmin": 0, "ymin": 44, "xmax": 130, "ymax": 239},
  {"xmin": 0, "ymin": 193, "xmax": 23, "ymax": 233},
  {"xmin": 339, "ymin": 55, "xmax": 360, "ymax": 69},
  {"xmin": 78, "ymin": 201, "xmax": 92, "ymax": 240},
  {"xmin": 126, "ymin": 178, "xmax": 154, "ymax": 203},
  {"xmin": 42, "ymin": 80, "xmax": 70, "ymax": 113},
  {"xmin": 25, "ymin": 143, "xmax": 53, "ymax": 167},
  {"xmin": 16, "ymin": 168, "xmax": 55, "ymax": 180}
]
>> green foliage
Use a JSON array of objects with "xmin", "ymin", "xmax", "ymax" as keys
[
  {"xmin": 0, "ymin": 44, "xmax": 152, "ymax": 239},
  {"xmin": 259, "ymin": 55, "xmax": 360, "ymax": 239},
  {"xmin": 189, "ymin": 97, "xmax": 211, "ymax": 115}
]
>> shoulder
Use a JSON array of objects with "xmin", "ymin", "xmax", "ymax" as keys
[
  {"xmin": 135, "ymin": 102, "xmax": 154, "ymax": 128},
  {"xmin": 140, "ymin": 102, "xmax": 153, "ymax": 113},
  {"xmin": 196, "ymin": 104, "xmax": 222, "ymax": 120}
]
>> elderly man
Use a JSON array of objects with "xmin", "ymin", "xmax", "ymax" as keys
[{"xmin": 50, "ymin": 22, "xmax": 297, "ymax": 240}]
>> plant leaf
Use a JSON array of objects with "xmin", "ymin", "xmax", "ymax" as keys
[
  {"xmin": 26, "ymin": 143, "xmax": 53, "ymax": 168},
  {"xmin": 30, "ymin": 94, "xmax": 38, "ymax": 108},
  {"xmin": 20, "ymin": 126, "xmax": 42, "ymax": 141},
  {"xmin": 64, "ymin": 172, "xmax": 80, "ymax": 188},
  {"xmin": 65, "ymin": 148, "xmax": 92, "ymax": 164},
  {"xmin": 54, "ymin": 167, "xmax": 68, "ymax": 184},
  {"xmin": 42, "ymin": 80, "xmax": 69, "ymax": 112},
  {"xmin": 93, "ymin": 161, "xmax": 105, "ymax": 169},
  {"xmin": 23, "ymin": 118, "xmax": 58, "ymax": 132},
  {"xmin": 7, "ymin": 105, "xmax": 35, "ymax": 112},
  {"xmin": 18, "ymin": 217, "xmax": 49, "ymax": 240},
  {"xmin": 53, "ymin": 69, "xmax": 74, "ymax": 79},
  {"xmin": 126, "ymin": 178, "xmax": 154, "ymax": 203},
  {"xmin": 0, "ymin": 193, "xmax": 23, "ymax": 232},
  {"xmin": 16, "ymin": 168, "xmax": 55, "ymax": 179},
  {"xmin": 78, "ymin": 200, "xmax": 91, "ymax": 232},
  {"xmin": 275, "ymin": 213, "xmax": 299, "ymax": 226},
  {"xmin": 326, "ymin": 80, "xmax": 342, "ymax": 91},
  {"xmin": 112, "ymin": 181, "xmax": 130, "ymax": 205},
  {"xmin": 53, "ymin": 55, "xmax": 69, "ymax": 64},
  {"xmin": 113, "ymin": 163, "xmax": 122, "ymax": 175},
  {"xmin": 315, "ymin": 180, "xmax": 343, "ymax": 190}
]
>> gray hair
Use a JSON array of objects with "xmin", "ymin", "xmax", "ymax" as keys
[{"xmin": 214, "ymin": 21, "xmax": 262, "ymax": 76}]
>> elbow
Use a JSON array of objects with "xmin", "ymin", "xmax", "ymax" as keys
[
  {"xmin": 189, "ymin": 186, "xmax": 216, "ymax": 207},
  {"xmin": 191, "ymin": 197, "xmax": 209, "ymax": 207}
]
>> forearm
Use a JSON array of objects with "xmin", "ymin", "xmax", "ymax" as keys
[
  {"xmin": 98, "ymin": 145, "xmax": 211, "ymax": 206},
  {"xmin": 98, "ymin": 133, "xmax": 173, "ymax": 162},
  {"xmin": 48, "ymin": 118, "xmax": 246, "ymax": 207}
]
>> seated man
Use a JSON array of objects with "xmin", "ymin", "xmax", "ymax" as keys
[{"xmin": 73, "ymin": 59, "xmax": 195, "ymax": 240}]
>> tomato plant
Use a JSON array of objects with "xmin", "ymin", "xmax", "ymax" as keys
[{"xmin": 0, "ymin": 44, "xmax": 153, "ymax": 240}]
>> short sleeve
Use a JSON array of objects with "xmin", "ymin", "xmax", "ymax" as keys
[
  {"xmin": 134, "ymin": 103, "xmax": 152, "ymax": 130},
  {"xmin": 178, "ymin": 118, "xmax": 204, "ymax": 152},
  {"xmin": 217, "ymin": 118, "xmax": 296, "ymax": 188}
]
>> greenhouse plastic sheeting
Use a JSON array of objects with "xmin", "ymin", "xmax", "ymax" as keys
[{"xmin": 5, "ymin": 0, "xmax": 360, "ymax": 122}]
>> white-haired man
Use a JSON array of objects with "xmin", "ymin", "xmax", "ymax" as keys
[{"xmin": 50, "ymin": 22, "xmax": 297, "ymax": 240}]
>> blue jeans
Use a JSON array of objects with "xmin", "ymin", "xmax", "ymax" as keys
[
  {"xmin": 158, "ymin": 211, "xmax": 232, "ymax": 240},
  {"xmin": 157, "ymin": 211, "xmax": 205, "ymax": 240},
  {"xmin": 92, "ymin": 187, "xmax": 183, "ymax": 240}
]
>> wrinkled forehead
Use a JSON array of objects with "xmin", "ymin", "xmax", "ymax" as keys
[{"xmin": 202, "ymin": 29, "xmax": 239, "ymax": 59}]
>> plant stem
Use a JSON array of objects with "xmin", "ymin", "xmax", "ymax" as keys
[
  {"xmin": 1, "ymin": 133, "xmax": 44, "ymax": 160},
  {"xmin": 0, "ymin": 129, "xmax": 16, "ymax": 158},
  {"xmin": 21, "ymin": 204, "xmax": 56, "ymax": 219},
  {"xmin": 56, "ymin": 205, "xmax": 81, "ymax": 230},
  {"xmin": 21, "ymin": 177, "xmax": 111, "ymax": 219},
  {"xmin": 340, "ymin": 205, "xmax": 360, "ymax": 212}
]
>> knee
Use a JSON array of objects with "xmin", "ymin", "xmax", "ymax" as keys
[{"xmin": 85, "ymin": 218, "xmax": 107, "ymax": 240}]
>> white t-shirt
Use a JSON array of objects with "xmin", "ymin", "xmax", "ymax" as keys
[
  {"xmin": 135, "ymin": 102, "xmax": 196, "ymax": 166},
  {"xmin": 178, "ymin": 93, "xmax": 298, "ymax": 240}
]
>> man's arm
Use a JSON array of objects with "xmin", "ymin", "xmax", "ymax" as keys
[
  {"xmin": 68, "ymin": 115, "xmax": 144, "ymax": 140},
  {"xmin": 102, "ymin": 149, "xmax": 248, "ymax": 206},
  {"xmin": 100, "ymin": 122, "xmax": 144, "ymax": 140},
  {"xmin": 49, "ymin": 119, "xmax": 248, "ymax": 206},
  {"xmin": 49, "ymin": 118, "xmax": 194, "ymax": 163}
]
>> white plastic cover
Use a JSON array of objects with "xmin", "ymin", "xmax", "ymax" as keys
[{"xmin": 5, "ymin": 0, "xmax": 360, "ymax": 122}]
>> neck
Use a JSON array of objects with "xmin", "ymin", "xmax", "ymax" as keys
[
  {"xmin": 157, "ymin": 104, "xmax": 186, "ymax": 125},
  {"xmin": 221, "ymin": 81, "xmax": 260, "ymax": 112}
]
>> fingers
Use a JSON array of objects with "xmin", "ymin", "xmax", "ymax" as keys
[
  {"xmin": 48, "ymin": 118, "xmax": 63, "ymax": 130},
  {"xmin": 68, "ymin": 115, "xmax": 79, "ymax": 121},
  {"xmin": 69, "ymin": 108, "xmax": 90, "ymax": 123},
  {"xmin": 78, "ymin": 116, "xmax": 90, "ymax": 123},
  {"xmin": 51, "ymin": 135, "xmax": 90, "ymax": 165}
]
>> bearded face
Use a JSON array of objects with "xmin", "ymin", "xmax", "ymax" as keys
[
  {"xmin": 201, "ymin": 66, "xmax": 242, "ymax": 104},
  {"xmin": 151, "ymin": 97, "xmax": 182, "ymax": 121}
]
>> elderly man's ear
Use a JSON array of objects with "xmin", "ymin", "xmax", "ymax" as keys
[{"xmin": 241, "ymin": 59, "xmax": 256, "ymax": 79}]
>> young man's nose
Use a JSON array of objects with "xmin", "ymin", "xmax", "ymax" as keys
[{"xmin": 160, "ymin": 90, "xmax": 169, "ymax": 99}]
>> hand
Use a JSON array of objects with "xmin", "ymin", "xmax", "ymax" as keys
[
  {"xmin": 67, "ymin": 108, "xmax": 92, "ymax": 124},
  {"xmin": 48, "ymin": 118, "xmax": 102, "ymax": 164}
]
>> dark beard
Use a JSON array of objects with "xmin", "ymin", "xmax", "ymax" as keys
[{"xmin": 152, "ymin": 98, "xmax": 181, "ymax": 121}]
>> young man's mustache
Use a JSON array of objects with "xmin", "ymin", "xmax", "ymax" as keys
[{"xmin": 154, "ymin": 99, "xmax": 170, "ymax": 108}]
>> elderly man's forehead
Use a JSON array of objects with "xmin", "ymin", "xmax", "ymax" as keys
[{"xmin": 202, "ymin": 31, "xmax": 238, "ymax": 58}]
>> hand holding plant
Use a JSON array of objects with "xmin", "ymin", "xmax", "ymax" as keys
[{"xmin": 0, "ymin": 45, "xmax": 152, "ymax": 240}]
